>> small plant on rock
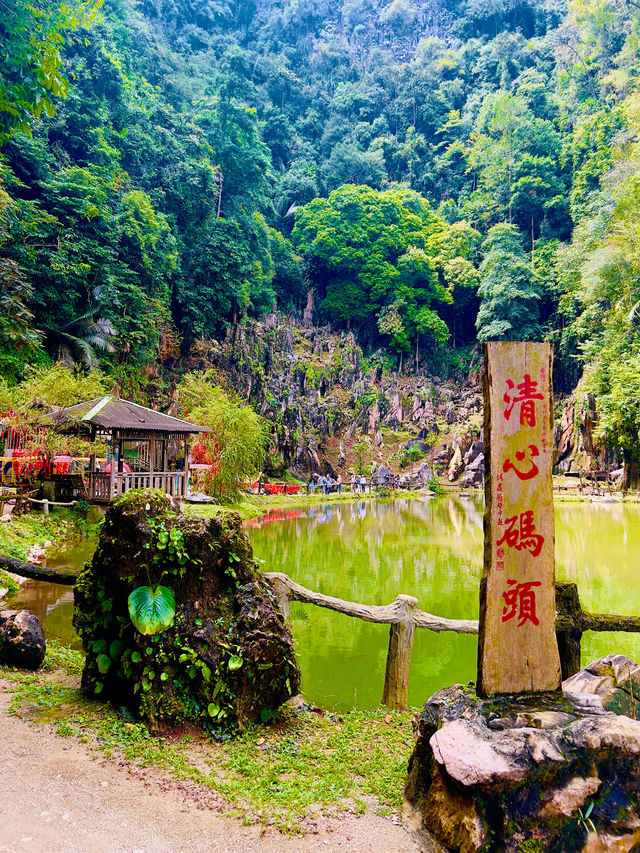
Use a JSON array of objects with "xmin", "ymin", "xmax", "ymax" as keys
[{"xmin": 576, "ymin": 801, "xmax": 597, "ymax": 838}]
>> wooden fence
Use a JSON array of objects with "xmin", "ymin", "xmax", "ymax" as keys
[
  {"xmin": 3, "ymin": 550, "xmax": 640, "ymax": 711},
  {"xmin": 265, "ymin": 573, "xmax": 640, "ymax": 710},
  {"xmin": 87, "ymin": 471, "xmax": 186, "ymax": 501}
]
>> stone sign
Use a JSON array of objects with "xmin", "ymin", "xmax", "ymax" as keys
[{"xmin": 477, "ymin": 342, "xmax": 561, "ymax": 695}]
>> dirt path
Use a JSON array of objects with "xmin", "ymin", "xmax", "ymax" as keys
[{"xmin": 0, "ymin": 685, "xmax": 433, "ymax": 853}]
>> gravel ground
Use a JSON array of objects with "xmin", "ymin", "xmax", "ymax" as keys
[{"xmin": 0, "ymin": 683, "xmax": 432, "ymax": 853}]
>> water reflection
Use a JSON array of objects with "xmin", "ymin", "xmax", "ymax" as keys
[
  {"xmin": 249, "ymin": 496, "xmax": 485, "ymax": 710},
  {"xmin": 249, "ymin": 497, "xmax": 640, "ymax": 710},
  {"xmin": 8, "ymin": 537, "xmax": 94, "ymax": 650}
]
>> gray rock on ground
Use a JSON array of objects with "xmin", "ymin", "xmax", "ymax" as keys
[{"xmin": 0, "ymin": 609, "xmax": 46, "ymax": 669}]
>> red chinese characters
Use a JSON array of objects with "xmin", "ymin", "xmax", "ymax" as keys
[
  {"xmin": 501, "ymin": 578, "xmax": 541, "ymax": 626},
  {"xmin": 503, "ymin": 374, "xmax": 543, "ymax": 427},
  {"xmin": 502, "ymin": 444, "xmax": 540, "ymax": 481},
  {"xmin": 497, "ymin": 510, "xmax": 545, "ymax": 557}
]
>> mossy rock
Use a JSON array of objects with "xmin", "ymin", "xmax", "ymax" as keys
[{"xmin": 73, "ymin": 489, "xmax": 300, "ymax": 733}]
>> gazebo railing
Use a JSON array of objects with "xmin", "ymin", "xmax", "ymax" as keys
[{"xmin": 87, "ymin": 471, "xmax": 186, "ymax": 501}]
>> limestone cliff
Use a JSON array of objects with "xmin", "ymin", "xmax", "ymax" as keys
[
  {"xmin": 181, "ymin": 314, "xmax": 485, "ymax": 481},
  {"xmin": 158, "ymin": 314, "xmax": 618, "ymax": 485}
]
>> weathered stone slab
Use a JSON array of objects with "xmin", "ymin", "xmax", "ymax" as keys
[
  {"xmin": 479, "ymin": 341, "xmax": 561, "ymax": 695},
  {"xmin": 430, "ymin": 719, "xmax": 527, "ymax": 786},
  {"xmin": 564, "ymin": 653, "xmax": 640, "ymax": 719}
]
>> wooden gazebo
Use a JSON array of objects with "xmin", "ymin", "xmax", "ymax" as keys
[{"xmin": 52, "ymin": 397, "xmax": 210, "ymax": 502}]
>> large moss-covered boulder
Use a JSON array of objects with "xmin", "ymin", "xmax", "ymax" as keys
[
  {"xmin": 406, "ymin": 683, "xmax": 640, "ymax": 852},
  {"xmin": 73, "ymin": 489, "xmax": 300, "ymax": 732}
]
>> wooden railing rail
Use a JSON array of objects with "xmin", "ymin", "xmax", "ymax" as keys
[
  {"xmin": 266, "ymin": 570, "xmax": 478, "ymax": 710},
  {"xmin": 266, "ymin": 574, "xmax": 640, "ymax": 710},
  {"xmin": 2, "ymin": 554, "xmax": 640, "ymax": 711},
  {"xmin": 555, "ymin": 582, "xmax": 640, "ymax": 680}
]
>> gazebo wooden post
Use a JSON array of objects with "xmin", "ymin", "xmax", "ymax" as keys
[
  {"xmin": 148, "ymin": 431, "xmax": 156, "ymax": 490},
  {"xmin": 88, "ymin": 425, "xmax": 97, "ymax": 500},
  {"xmin": 161, "ymin": 439, "xmax": 168, "ymax": 473},
  {"xmin": 109, "ymin": 429, "xmax": 117, "ymax": 499},
  {"xmin": 183, "ymin": 438, "xmax": 189, "ymax": 497}
]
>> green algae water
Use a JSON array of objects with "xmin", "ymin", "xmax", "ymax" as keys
[
  {"xmin": 248, "ymin": 497, "xmax": 640, "ymax": 710},
  {"xmin": 9, "ymin": 498, "xmax": 640, "ymax": 710}
]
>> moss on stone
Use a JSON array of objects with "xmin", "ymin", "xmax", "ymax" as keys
[{"xmin": 73, "ymin": 488, "xmax": 300, "ymax": 733}]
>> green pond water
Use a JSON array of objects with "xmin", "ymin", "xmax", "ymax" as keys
[{"xmin": 9, "ymin": 497, "xmax": 640, "ymax": 710}]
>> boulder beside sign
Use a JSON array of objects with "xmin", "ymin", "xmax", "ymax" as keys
[{"xmin": 477, "ymin": 341, "xmax": 561, "ymax": 696}]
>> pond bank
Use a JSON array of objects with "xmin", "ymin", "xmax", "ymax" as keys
[{"xmin": 184, "ymin": 488, "xmax": 419, "ymax": 522}]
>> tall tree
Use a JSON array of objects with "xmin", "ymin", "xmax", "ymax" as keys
[{"xmin": 476, "ymin": 223, "xmax": 542, "ymax": 341}]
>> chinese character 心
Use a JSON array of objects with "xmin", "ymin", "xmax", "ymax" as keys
[{"xmin": 502, "ymin": 444, "xmax": 540, "ymax": 481}]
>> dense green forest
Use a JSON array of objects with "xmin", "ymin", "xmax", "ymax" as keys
[{"xmin": 3, "ymin": 0, "xmax": 640, "ymax": 461}]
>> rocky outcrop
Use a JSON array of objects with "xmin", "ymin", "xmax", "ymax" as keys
[
  {"xmin": 555, "ymin": 396, "xmax": 619, "ymax": 475},
  {"xmin": 0, "ymin": 609, "xmax": 46, "ymax": 669},
  {"xmin": 564, "ymin": 654, "xmax": 640, "ymax": 720},
  {"xmin": 406, "ymin": 677, "xmax": 640, "ymax": 852},
  {"xmin": 73, "ymin": 489, "xmax": 300, "ymax": 732},
  {"xmin": 180, "ymin": 316, "xmax": 458, "ymax": 479},
  {"xmin": 459, "ymin": 452, "xmax": 484, "ymax": 487},
  {"xmin": 372, "ymin": 464, "xmax": 394, "ymax": 486},
  {"xmin": 162, "ymin": 313, "xmax": 626, "ymax": 485}
]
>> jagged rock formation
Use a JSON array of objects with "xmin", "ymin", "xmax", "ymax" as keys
[
  {"xmin": 555, "ymin": 396, "xmax": 620, "ymax": 476},
  {"xmin": 73, "ymin": 489, "xmax": 300, "ymax": 732},
  {"xmin": 160, "ymin": 315, "xmax": 621, "ymax": 485},
  {"xmin": 182, "ymin": 314, "xmax": 482, "ymax": 480}
]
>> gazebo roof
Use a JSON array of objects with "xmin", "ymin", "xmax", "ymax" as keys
[{"xmin": 50, "ymin": 396, "xmax": 210, "ymax": 435}]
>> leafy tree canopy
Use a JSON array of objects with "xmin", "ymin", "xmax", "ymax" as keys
[
  {"xmin": 293, "ymin": 185, "xmax": 479, "ymax": 360},
  {"xmin": 0, "ymin": 0, "xmax": 102, "ymax": 140},
  {"xmin": 476, "ymin": 223, "xmax": 542, "ymax": 342}
]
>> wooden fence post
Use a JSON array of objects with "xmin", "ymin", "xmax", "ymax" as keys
[
  {"xmin": 555, "ymin": 582, "xmax": 583, "ymax": 680},
  {"xmin": 382, "ymin": 594, "xmax": 418, "ymax": 710}
]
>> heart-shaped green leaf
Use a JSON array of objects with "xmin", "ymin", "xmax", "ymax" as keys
[
  {"xmin": 97, "ymin": 654, "xmax": 112, "ymax": 674},
  {"xmin": 128, "ymin": 585, "xmax": 175, "ymax": 635},
  {"xmin": 109, "ymin": 640, "xmax": 124, "ymax": 660},
  {"xmin": 228, "ymin": 654, "xmax": 243, "ymax": 671}
]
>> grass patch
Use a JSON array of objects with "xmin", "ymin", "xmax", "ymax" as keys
[
  {"xmin": 0, "ymin": 568, "xmax": 20, "ymax": 594},
  {"xmin": 0, "ymin": 641, "xmax": 414, "ymax": 833},
  {"xmin": 0, "ymin": 509, "xmax": 77, "ymax": 562},
  {"xmin": 0, "ymin": 507, "xmax": 102, "ymax": 562}
]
